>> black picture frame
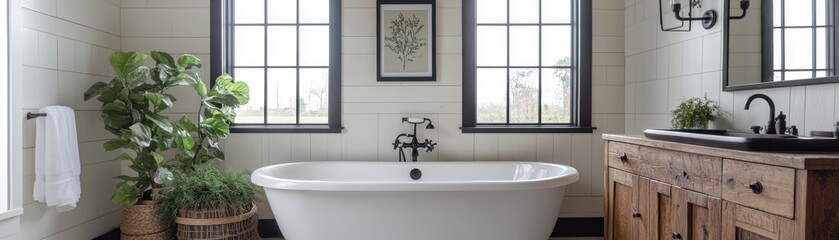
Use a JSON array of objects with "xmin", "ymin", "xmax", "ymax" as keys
[{"xmin": 377, "ymin": 0, "xmax": 436, "ymax": 82}]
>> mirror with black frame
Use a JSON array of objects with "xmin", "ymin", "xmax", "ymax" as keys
[{"xmin": 724, "ymin": 0, "xmax": 839, "ymax": 91}]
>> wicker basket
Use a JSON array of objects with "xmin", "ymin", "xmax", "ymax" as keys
[
  {"xmin": 121, "ymin": 200, "xmax": 173, "ymax": 239},
  {"xmin": 174, "ymin": 204, "xmax": 258, "ymax": 240}
]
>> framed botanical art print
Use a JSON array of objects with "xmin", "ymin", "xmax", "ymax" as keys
[{"xmin": 377, "ymin": 0, "xmax": 436, "ymax": 81}]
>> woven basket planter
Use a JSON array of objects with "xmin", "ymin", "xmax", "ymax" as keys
[
  {"xmin": 174, "ymin": 204, "xmax": 258, "ymax": 240},
  {"xmin": 121, "ymin": 200, "xmax": 173, "ymax": 240}
]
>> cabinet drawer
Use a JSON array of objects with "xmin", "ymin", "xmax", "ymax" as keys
[
  {"xmin": 722, "ymin": 159, "xmax": 795, "ymax": 218},
  {"xmin": 607, "ymin": 141, "xmax": 641, "ymax": 173},
  {"xmin": 640, "ymin": 146, "xmax": 722, "ymax": 196}
]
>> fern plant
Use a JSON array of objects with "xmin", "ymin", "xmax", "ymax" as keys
[
  {"xmin": 671, "ymin": 97, "xmax": 724, "ymax": 129},
  {"xmin": 155, "ymin": 164, "xmax": 259, "ymax": 225}
]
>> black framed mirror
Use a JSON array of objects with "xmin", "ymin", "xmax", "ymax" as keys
[{"xmin": 723, "ymin": 0, "xmax": 839, "ymax": 91}]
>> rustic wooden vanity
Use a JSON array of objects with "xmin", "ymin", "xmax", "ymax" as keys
[{"xmin": 603, "ymin": 134, "xmax": 839, "ymax": 240}]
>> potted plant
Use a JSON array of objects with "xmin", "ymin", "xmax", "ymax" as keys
[
  {"xmin": 84, "ymin": 51, "xmax": 249, "ymax": 239},
  {"xmin": 155, "ymin": 165, "xmax": 260, "ymax": 239},
  {"xmin": 671, "ymin": 96, "xmax": 724, "ymax": 130}
]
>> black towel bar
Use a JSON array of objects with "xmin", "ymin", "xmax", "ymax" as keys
[{"xmin": 26, "ymin": 112, "xmax": 47, "ymax": 120}]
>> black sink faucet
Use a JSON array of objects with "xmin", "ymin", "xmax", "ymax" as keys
[
  {"xmin": 392, "ymin": 118, "xmax": 437, "ymax": 162},
  {"xmin": 744, "ymin": 94, "xmax": 777, "ymax": 134}
]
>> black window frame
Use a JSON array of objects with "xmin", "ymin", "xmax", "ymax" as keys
[
  {"xmin": 761, "ymin": 0, "xmax": 837, "ymax": 82},
  {"xmin": 461, "ymin": 0, "xmax": 593, "ymax": 133},
  {"xmin": 211, "ymin": 0, "xmax": 343, "ymax": 133}
]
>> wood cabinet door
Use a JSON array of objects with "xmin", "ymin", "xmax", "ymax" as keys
[
  {"xmin": 647, "ymin": 180, "xmax": 674, "ymax": 240},
  {"xmin": 721, "ymin": 201, "xmax": 795, "ymax": 240},
  {"xmin": 672, "ymin": 187, "xmax": 722, "ymax": 240},
  {"xmin": 608, "ymin": 168, "xmax": 641, "ymax": 240}
]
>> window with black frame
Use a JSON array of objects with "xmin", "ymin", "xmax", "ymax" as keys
[
  {"xmin": 461, "ymin": 0, "xmax": 592, "ymax": 133},
  {"xmin": 767, "ymin": 0, "xmax": 836, "ymax": 81},
  {"xmin": 211, "ymin": 0, "xmax": 342, "ymax": 133}
]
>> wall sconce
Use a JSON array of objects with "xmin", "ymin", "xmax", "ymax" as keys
[
  {"xmin": 659, "ymin": 0, "xmax": 717, "ymax": 31},
  {"xmin": 729, "ymin": 0, "xmax": 751, "ymax": 20}
]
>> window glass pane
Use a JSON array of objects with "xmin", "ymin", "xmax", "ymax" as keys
[
  {"xmin": 785, "ymin": 28, "xmax": 813, "ymax": 70},
  {"xmin": 510, "ymin": 0, "xmax": 539, "ymax": 23},
  {"xmin": 542, "ymin": 26, "xmax": 571, "ymax": 66},
  {"xmin": 477, "ymin": 0, "xmax": 507, "ymax": 24},
  {"xmin": 542, "ymin": 68, "xmax": 572, "ymax": 123},
  {"xmin": 300, "ymin": 0, "xmax": 329, "ymax": 23},
  {"xmin": 267, "ymin": 0, "xmax": 296, "ymax": 24},
  {"xmin": 773, "ymin": 71, "xmax": 782, "ymax": 81},
  {"xmin": 234, "ymin": 68, "xmax": 266, "ymax": 123},
  {"xmin": 785, "ymin": 71, "xmax": 813, "ymax": 80},
  {"xmin": 477, "ymin": 68, "xmax": 507, "ymax": 123},
  {"xmin": 784, "ymin": 0, "xmax": 812, "ymax": 26},
  {"xmin": 773, "ymin": 0, "xmax": 781, "ymax": 27},
  {"xmin": 510, "ymin": 26, "xmax": 539, "ymax": 66},
  {"xmin": 299, "ymin": 26, "xmax": 329, "ymax": 66},
  {"xmin": 542, "ymin": 0, "xmax": 571, "ymax": 24},
  {"xmin": 234, "ymin": 0, "xmax": 265, "ymax": 24},
  {"xmin": 816, "ymin": 27, "xmax": 826, "ymax": 69},
  {"xmin": 267, "ymin": 26, "xmax": 297, "ymax": 66},
  {"xmin": 267, "ymin": 69, "xmax": 297, "ymax": 124},
  {"xmin": 234, "ymin": 26, "xmax": 265, "ymax": 66},
  {"xmin": 774, "ymin": 29, "xmax": 782, "ymax": 71},
  {"xmin": 509, "ymin": 68, "xmax": 539, "ymax": 123},
  {"xmin": 477, "ymin": 26, "xmax": 507, "ymax": 66},
  {"xmin": 816, "ymin": 0, "xmax": 826, "ymax": 26},
  {"xmin": 816, "ymin": 71, "xmax": 827, "ymax": 77},
  {"xmin": 299, "ymin": 68, "xmax": 329, "ymax": 124}
]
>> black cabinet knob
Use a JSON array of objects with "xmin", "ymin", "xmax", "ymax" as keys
[
  {"xmin": 619, "ymin": 153, "xmax": 628, "ymax": 163},
  {"xmin": 749, "ymin": 180, "xmax": 763, "ymax": 194},
  {"xmin": 631, "ymin": 212, "xmax": 641, "ymax": 218},
  {"xmin": 671, "ymin": 232, "xmax": 682, "ymax": 239}
]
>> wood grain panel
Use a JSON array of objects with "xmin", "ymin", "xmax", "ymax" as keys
[
  {"xmin": 722, "ymin": 159, "xmax": 795, "ymax": 218},
  {"xmin": 638, "ymin": 146, "xmax": 723, "ymax": 196},
  {"xmin": 673, "ymin": 187, "xmax": 721, "ymax": 240},
  {"xmin": 608, "ymin": 168, "xmax": 639, "ymax": 240},
  {"xmin": 648, "ymin": 180, "xmax": 673, "ymax": 240},
  {"xmin": 722, "ymin": 201, "xmax": 795, "ymax": 240}
]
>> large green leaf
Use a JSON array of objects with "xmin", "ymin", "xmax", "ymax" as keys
[
  {"xmin": 112, "ymin": 183, "xmax": 139, "ymax": 206},
  {"xmin": 103, "ymin": 139, "xmax": 131, "ymax": 151},
  {"xmin": 181, "ymin": 73, "xmax": 208, "ymax": 98},
  {"xmin": 83, "ymin": 82, "xmax": 108, "ymax": 101},
  {"xmin": 115, "ymin": 153, "xmax": 133, "ymax": 161},
  {"xmin": 146, "ymin": 113, "xmax": 173, "ymax": 133},
  {"xmin": 151, "ymin": 51, "xmax": 176, "ymax": 67},
  {"xmin": 176, "ymin": 116, "xmax": 200, "ymax": 133},
  {"xmin": 125, "ymin": 66, "xmax": 150, "ymax": 85},
  {"xmin": 177, "ymin": 54, "xmax": 202, "ymax": 70},
  {"xmin": 207, "ymin": 141, "xmax": 225, "ymax": 160},
  {"xmin": 128, "ymin": 123, "xmax": 153, "ymax": 147},
  {"xmin": 214, "ymin": 74, "xmax": 250, "ymax": 105},
  {"xmin": 101, "ymin": 103, "xmax": 132, "ymax": 133},
  {"xmin": 144, "ymin": 93, "xmax": 173, "ymax": 110},
  {"xmin": 110, "ymin": 52, "xmax": 147, "ymax": 80},
  {"xmin": 200, "ymin": 117, "xmax": 230, "ymax": 139},
  {"xmin": 150, "ymin": 152, "xmax": 164, "ymax": 165}
]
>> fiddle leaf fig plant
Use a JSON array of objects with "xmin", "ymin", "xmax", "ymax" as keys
[
  {"xmin": 84, "ymin": 51, "xmax": 249, "ymax": 207},
  {"xmin": 671, "ymin": 96, "xmax": 724, "ymax": 130}
]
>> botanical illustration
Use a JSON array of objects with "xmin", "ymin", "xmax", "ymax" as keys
[{"xmin": 384, "ymin": 12, "xmax": 427, "ymax": 70}]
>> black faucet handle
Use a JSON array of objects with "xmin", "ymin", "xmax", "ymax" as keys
[
  {"xmin": 424, "ymin": 139, "xmax": 437, "ymax": 152},
  {"xmin": 750, "ymin": 125, "xmax": 762, "ymax": 134}
]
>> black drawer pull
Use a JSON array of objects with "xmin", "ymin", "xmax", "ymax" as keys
[
  {"xmin": 631, "ymin": 212, "xmax": 641, "ymax": 218},
  {"xmin": 619, "ymin": 153, "xmax": 628, "ymax": 163},
  {"xmin": 749, "ymin": 180, "xmax": 763, "ymax": 194}
]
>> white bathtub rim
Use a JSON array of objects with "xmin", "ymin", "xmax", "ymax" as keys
[{"xmin": 251, "ymin": 161, "xmax": 580, "ymax": 192}]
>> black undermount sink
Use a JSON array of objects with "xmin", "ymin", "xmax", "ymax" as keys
[{"xmin": 643, "ymin": 129, "xmax": 839, "ymax": 152}]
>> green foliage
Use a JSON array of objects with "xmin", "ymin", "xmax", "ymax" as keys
[
  {"xmin": 384, "ymin": 12, "xmax": 427, "ymax": 70},
  {"xmin": 83, "ymin": 51, "xmax": 250, "ymax": 206},
  {"xmin": 671, "ymin": 96, "xmax": 724, "ymax": 129},
  {"xmin": 155, "ymin": 165, "xmax": 259, "ymax": 225}
]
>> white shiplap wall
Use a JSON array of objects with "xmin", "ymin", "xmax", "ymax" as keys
[
  {"xmin": 120, "ymin": 0, "xmax": 626, "ymax": 219},
  {"xmin": 625, "ymin": 0, "xmax": 839, "ymax": 137},
  {"xmin": 6, "ymin": 0, "xmax": 124, "ymax": 239}
]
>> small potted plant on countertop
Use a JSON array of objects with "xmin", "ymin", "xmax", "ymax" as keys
[
  {"xmin": 84, "ymin": 51, "xmax": 249, "ymax": 239},
  {"xmin": 671, "ymin": 96, "xmax": 724, "ymax": 130}
]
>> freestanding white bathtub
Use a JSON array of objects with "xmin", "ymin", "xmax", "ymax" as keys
[{"xmin": 251, "ymin": 162, "xmax": 579, "ymax": 240}]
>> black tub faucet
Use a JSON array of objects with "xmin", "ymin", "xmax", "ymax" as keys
[
  {"xmin": 393, "ymin": 117, "xmax": 437, "ymax": 162},
  {"xmin": 744, "ymin": 94, "xmax": 777, "ymax": 134}
]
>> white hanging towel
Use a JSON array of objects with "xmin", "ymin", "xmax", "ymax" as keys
[{"xmin": 34, "ymin": 106, "xmax": 81, "ymax": 213}]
